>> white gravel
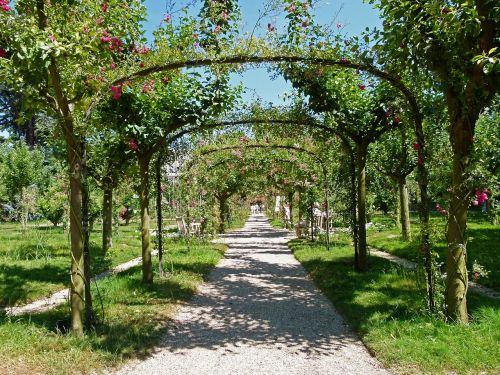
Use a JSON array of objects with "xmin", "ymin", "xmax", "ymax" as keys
[{"xmin": 111, "ymin": 214, "xmax": 388, "ymax": 375}]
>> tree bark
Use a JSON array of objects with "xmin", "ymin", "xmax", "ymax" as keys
[
  {"xmin": 356, "ymin": 144, "xmax": 368, "ymax": 272},
  {"xmin": 412, "ymin": 104, "xmax": 434, "ymax": 312},
  {"xmin": 138, "ymin": 154, "xmax": 153, "ymax": 284},
  {"xmin": 67, "ymin": 137, "xmax": 85, "ymax": 335},
  {"xmin": 82, "ymin": 141, "xmax": 93, "ymax": 330},
  {"xmin": 446, "ymin": 116, "xmax": 473, "ymax": 323},
  {"xmin": 156, "ymin": 155, "xmax": 164, "ymax": 277},
  {"xmin": 288, "ymin": 192, "xmax": 294, "ymax": 228},
  {"xmin": 19, "ymin": 187, "xmax": 27, "ymax": 229},
  {"xmin": 102, "ymin": 185, "xmax": 113, "ymax": 253},
  {"xmin": 298, "ymin": 192, "xmax": 303, "ymax": 223},
  {"xmin": 218, "ymin": 196, "xmax": 227, "ymax": 233},
  {"xmin": 398, "ymin": 178, "xmax": 411, "ymax": 241}
]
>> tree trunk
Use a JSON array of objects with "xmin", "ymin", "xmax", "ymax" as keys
[
  {"xmin": 67, "ymin": 138, "xmax": 85, "ymax": 335},
  {"xmin": 412, "ymin": 105, "xmax": 434, "ymax": 312},
  {"xmin": 298, "ymin": 192, "xmax": 303, "ymax": 223},
  {"xmin": 156, "ymin": 156, "xmax": 164, "ymax": 277},
  {"xmin": 81, "ymin": 141, "xmax": 93, "ymax": 330},
  {"xmin": 288, "ymin": 192, "xmax": 294, "ymax": 228},
  {"xmin": 341, "ymin": 138, "xmax": 359, "ymax": 269},
  {"xmin": 19, "ymin": 187, "xmax": 27, "ymax": 229},
  {"xmin": 138, "ymin": 154, "xmax": 153, "ymax": 284},
  {"xmin": 356, "ymin": 145, "xmax": 368, "ymax": 272},
  {"xmin": 310, "ymin": 202, "xmax": 314, "ymax": 242},
  {"xmin": 446, "ymin": 116, "xmax": 473, "ymax": 323},
  {"xmin": 218, "ymin": 196, "xmax": 227, "ymax": 233},
  {"xmin": 35, "ymin": 1, "xmax": 85, "ymax": 334},
  {"xmin": 325, "ymin": 180, "xmax": 330, "ymax": 250},
  {"xmin": 102, "ymin": 185, "xmax": 113, "ymax": 253},
  {"xmin": 398, "ymin": 178, "xmax": 411, "ymax": 241}
]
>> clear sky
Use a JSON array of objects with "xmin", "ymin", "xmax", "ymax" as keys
[
  {"xmin": 142, "ymin": 0, "xmax": 381, "ymax": 104},
  {"xmin": 0, "ymin": 1, "xmax": 380, "ymax": 139}
]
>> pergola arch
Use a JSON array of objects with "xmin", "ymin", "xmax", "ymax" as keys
[{"xmin": 183, "ymin": 142, "xmax": 333, "ymax": 247}]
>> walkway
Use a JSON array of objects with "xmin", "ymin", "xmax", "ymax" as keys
[{"xmin": 113, "ymin": 214, "xmax": 387, "ymax": 375}]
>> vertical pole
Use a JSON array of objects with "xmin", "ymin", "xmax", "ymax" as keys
[
  {"xmin": 324, "ymin": 168, "xmax": 330, "ymax": 250},
  {"xmin": 82, "ymin": 139, "xmax": 93, "ymax": 329},
  {"xmin": 156, "ymin": 153, "xmax": 164, "ymax": 277}
]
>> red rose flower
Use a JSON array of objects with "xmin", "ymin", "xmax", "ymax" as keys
[
  {"xmin": 110, "ymin": 85, "xmax": 122, "ymax": 100},
  {"xmin": 128, "ymin": 138, "xmax": 139, "ymax": 151}
]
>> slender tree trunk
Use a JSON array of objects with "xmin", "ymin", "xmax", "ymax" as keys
[
  {"xmin": 19, "ymin": 187, "xmax": 27, "ymax": 229},
  {"xmin": 218, "ymin": 196, "xmax": 227, "ymax": 233},
  {"xmin": 412, "ymin": 108, "xmax": 434, "ymax": 312},
  {"xmin": 25, "ymin": 117, "xmax": 37, "ymax": 148},
  {"xmin": 446, "ymin": 116, "xmax": 473, "ymax": 323},
  {"xmin": 298, "ymin": 192, "xmax": 303, "ymax": 223},
  {"xmin": 398, "ymin": 178, "xmax": 411, "ymax": 241},
  {"xmin": 81, "ymin": 141, "xmax": 93, "ymax": 329},
  {"xmin": 102, "ymin": 185, "xmax": 113, "ymax": 253},
  {"xmin": 36, "ymin": 0, "xmax": 85, "ymax": 334},
  {"xmin": 156, "ymin": 155, "xmax": 164, "ymax": 277},
  {"xmin": 67, "ymin": 137, "xmax": 85, "ymax": 335},
  {"xmin": 288, "ymin": 192, "xmax": 294, "ymax": 228},
  {"xmin": 138, "ymin": 154, "xmax": 153, "ymax": 284},
  {"xmin": 341, "ymin": 138, "xmax": 359, "ymax": 269},
  {"xmin": 395, "ymin": 187, "xmax": 401, "ymax": 229},
  {"xmin": 310, "ymin": 202, "xmax": 314, "ymax": 242},
  {"xmin": 356, "ymin": 145, "xmax": 368, "ymax": 272},
  {"xmin": 325, "ymin": 180, "xmax": 330, "ymax": 250}
]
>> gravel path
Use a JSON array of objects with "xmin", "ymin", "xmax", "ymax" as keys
[{"xmin": 112, "ymin": 214, "xmax": 388, "ymax": 375}]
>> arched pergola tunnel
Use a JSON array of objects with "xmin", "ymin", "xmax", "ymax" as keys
[
  {"xmin": 146, "ymin": 53, "xmax": 432, "ymax": 307},
  {"xmin": 177, "ymin": 141, "xmax": 334, "ymax": 249},
  {"xmin": 184, "ymin": 152, "xmax": 318, "ymax": 234}
]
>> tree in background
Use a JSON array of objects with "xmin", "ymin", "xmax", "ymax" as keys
[{"xmin": 1, "ymin": 141, "xmax": 45, "ymax": 228}]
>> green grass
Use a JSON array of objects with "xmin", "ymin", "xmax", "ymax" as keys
[
  {"xmin": 0, "ymin": 238, "xmax": 226, "ymax": 375},
  {"xmin": 226, "ymin": 206, "xmax": 250, "ymax": 231},
  {"xmin": 290, "ymin": 239, "xmax": 500, "ymax": 374},
  {"xmin": 0, "ymin": 221, "xmax": 146, "ymax": 307},
  {"xmin": 367, "ymin": 212, "xmax": 500, "ymax": 290},
  {"xmin": 269, "ymin": 217, "xmax": 285, "ymax": 228}
]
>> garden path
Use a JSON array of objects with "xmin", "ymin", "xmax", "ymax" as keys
[{"xmin": 112, "ymin": 214, "xmax": 387, "ymax": 375}]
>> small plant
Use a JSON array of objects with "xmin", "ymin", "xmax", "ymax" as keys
[
  {"xmin": 11, "ymin": 229, "xmax": 52, "ymax": 261},
  {"xmin": 470, "ymin": 260, "xmax": 490, "ymax": 281}
]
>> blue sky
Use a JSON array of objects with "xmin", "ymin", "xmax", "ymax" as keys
[
  {"xmin": 143, "ymin": 0, "xmax": 381, "ymax": 104},
  {"xmin": 0, "ymin": 1, "xmax": 380, "ymax": 138}
]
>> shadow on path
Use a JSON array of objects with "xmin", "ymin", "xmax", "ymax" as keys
[{"xmin": 114, "ymin": 214, "xmax": 387, "ymax": 375}]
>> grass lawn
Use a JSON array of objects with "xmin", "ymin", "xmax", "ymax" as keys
[
  {"xmin": 367, "ymin": 212, "xmax": 500, "ymax": 290},
  {"xmin": 226, "ymin": 206, "xmax": 250, "ymax": 231},
  {"xmin": 290, "ymin": 239, "xmax": 500, "ymax": 374},
  {"xmin": 0, "ymin": 220, "xmax": 154, "ymax": 307},
  {"xmin": 0, "ymin": 238, "xmax": 226, "ymax": 375}
]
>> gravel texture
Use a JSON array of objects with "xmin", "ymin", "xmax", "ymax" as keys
[{"xmin": 112, "ymin": 214, "xmax": 388, "ymax": 375}]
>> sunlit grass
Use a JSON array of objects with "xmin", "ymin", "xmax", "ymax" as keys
[
  {"xmin": 367, "ymin": 213, "xmax": 500, "ymax": 290},
  {"xmin": 0, "ymin": 239, "xmax": 226, "ymax": 375},
  {"xmin": 290, "ymin": 239, "xmax": 500, "ymax": 374},
  {"xmin": 0, "ymin": 221, "xmax": 146, "ymax": 306}
]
